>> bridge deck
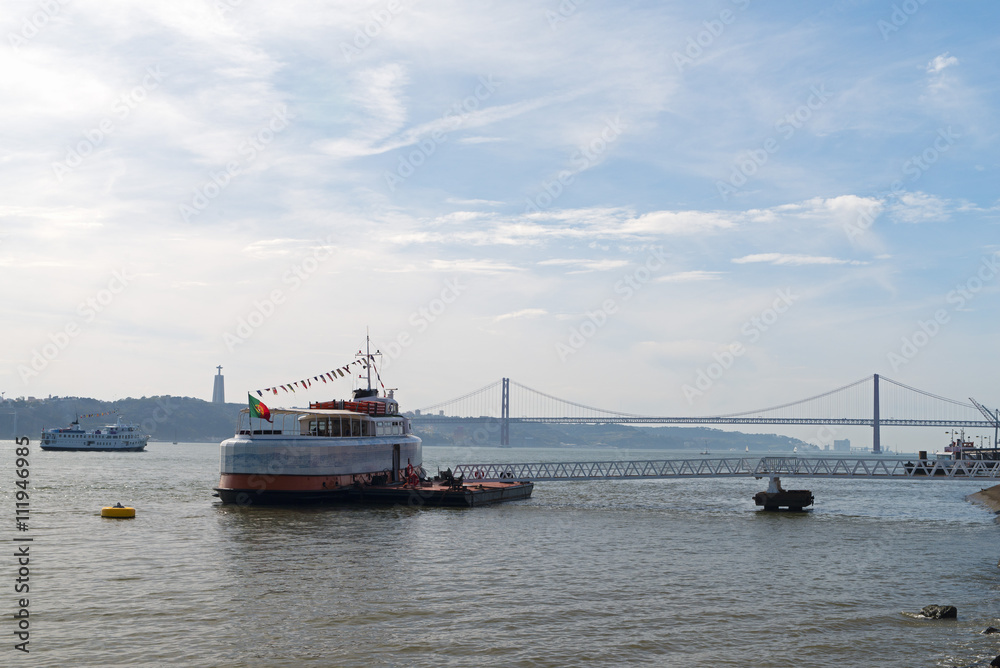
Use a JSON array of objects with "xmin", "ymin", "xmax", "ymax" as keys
[{"xmin": 451, "ymin": 457, "xmax": 1000, "ymax": 482}]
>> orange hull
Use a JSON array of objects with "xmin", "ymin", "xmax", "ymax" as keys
[{"xmin": 218, "ymin": 472, "xmax": 373, "ymax": 492}]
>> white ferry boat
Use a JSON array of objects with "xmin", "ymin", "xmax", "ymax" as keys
[
  {"xmin": 40, "ymin": 415, "xmax": 149, "ymax": 451},
  {"xmin": 216, "ymin": 341, "xmax": 532, "ymax": 507},
  {"xmin": 215, "ymin": 384, "xmax": 424, "ymax": 505}
]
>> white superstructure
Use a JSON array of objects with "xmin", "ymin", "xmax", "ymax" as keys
[{"xmin": 40, "ymin": 415, "xmax": 149, "ymax": 451}]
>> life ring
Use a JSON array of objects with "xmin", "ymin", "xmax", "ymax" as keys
[
  {"xmin": 408, "ymin": 472, "xmax": 419, "ymax": 486},
  {"xmin": 474, "ymin": 470, "xmax": 484, "ymax": 479},
  {"xmin": 406, "ymin": 463, "xmax": 414, "ymax": 478}
]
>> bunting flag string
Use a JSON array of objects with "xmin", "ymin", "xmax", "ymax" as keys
[
  {"xmin": 79, "ymin": 410, "xmax": 118, "ymax": 418},
  {"xmin": 368, "ymin": 355, "xmax": 386, "ymax": 390},
  {"xmin": 252, "ymin": 357, "xmax": 376, "ymax": 397}
]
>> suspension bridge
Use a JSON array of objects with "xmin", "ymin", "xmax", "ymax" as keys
[{"xmin": 415, "ymin": 374, "xmax": 1000, "ymax": 451}]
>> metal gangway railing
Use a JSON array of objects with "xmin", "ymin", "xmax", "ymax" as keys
[{"xmin": 451, "ymin": 456, "xmax": 1000, "ymax": 482}]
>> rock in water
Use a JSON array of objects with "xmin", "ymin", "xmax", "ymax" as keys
[
  {"xmin": 920, "ymin": 605, "xmax": 957, "ymax": 619},
  {"xmin": 990, "ymin": 655, "xmax": 1000, "ymax": 667},
  {"xmin": 983, "ymin": 627, "xmax": 1000, "ymax": 634}
]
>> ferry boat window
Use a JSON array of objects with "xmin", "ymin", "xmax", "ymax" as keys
[
  {"xmin": 329, "ymin": 417, "xmax": 342, "ymax": 437},
  {"xmin": 308, "ymin": 420, "xmax": 319, "ymax": 436},
  {"xmin": 376, "ymin": 422, "xmax": 385, "ymax": 436},
  {"xmin": 317, "ymin": 419, "xmax": 328, "ymax": 436}
]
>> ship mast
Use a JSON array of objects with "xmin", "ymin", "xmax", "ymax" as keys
[
  {"xmin": 356, "ymin": 329, "xmax": 375, "ymax": 395},
  {"xmin": 365, "ymin": 329, "xmax": 372, "ymax": 392}
]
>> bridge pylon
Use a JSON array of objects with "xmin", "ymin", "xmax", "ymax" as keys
[
  {"xmin": 501, "ymin": 377, "xmax": 510, "ymax": 446},
  {"xmin": 873, "ymin": 373, "xmax": 881, "ymax": 454}
]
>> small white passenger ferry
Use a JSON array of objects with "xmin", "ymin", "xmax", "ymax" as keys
[{"xmin": 40, "ymin": 415, "xmax": 149, "ymax": 452}]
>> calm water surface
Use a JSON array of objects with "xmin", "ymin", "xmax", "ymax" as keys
[{"xmin": 4, "ymin": 442, "xmax": 999, "ymax": 667}]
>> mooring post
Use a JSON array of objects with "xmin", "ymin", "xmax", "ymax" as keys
[{"xmin": 753, "ymin": 474, "xmax": 813, "ymax": 511}]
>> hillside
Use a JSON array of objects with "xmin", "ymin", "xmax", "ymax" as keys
[
  {"xmin": 411, "ymin": 418, "xmax": 814, "ymax": 452},
  {"xmin": 1, "ymin": 396, "xmax": 814, "ymax": 451},
  {"xmin": 0, "ymin": 396, "xmax": 243, "ymax": 443}
]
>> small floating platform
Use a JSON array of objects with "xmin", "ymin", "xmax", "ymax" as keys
[
  {"xmin": 753, "ymin": 489, "xmax": 814, "ymax": 511},
  {"xmin": 214, "ymin": 479, "xmax": 533, "ymax": 508},
  {"xmin": 101, "ymin": 505, "xmax": 136, "ymax": 518}
]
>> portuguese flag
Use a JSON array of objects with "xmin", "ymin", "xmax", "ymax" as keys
[{"xmin": 248, "ymin": 393, "xmax": 272, "ymax": 422}]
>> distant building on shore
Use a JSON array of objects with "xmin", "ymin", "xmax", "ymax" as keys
[
  {"xmin": 833, "ymin": 438, "xmax": 850, "ymax": 452},
  {"xmin": 212, "ymin": 366, "xmax": 225, "ymax": 404}
]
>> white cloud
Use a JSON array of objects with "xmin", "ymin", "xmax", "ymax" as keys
[
  {"xmin": 731, "ymin": 253, "xmax": 864, "ymax": 266},
  {"xmin": 427, "ymin": 258, "xmax": 523, "ymax": 274},
  {"xmin": 537, "ymin": 258, "xmax": 631, "ymax": 272},
  {"xmin": 494, "ymin": 308, "xmax": 547, "ymax": 322},
  {"xmin": 888, "ymin": 191, "xmax": 950, "ymax": 223},
  {"xmin": 459, "ymin": 136, "xmax": 506, "ymax": 144},
  {"xmin": 927, "ymin": 53, "xmax": 959, "ymax": 74},
  {"xmin": 656, "ymin": 270, "xmax": 724, "ymax": 283}
]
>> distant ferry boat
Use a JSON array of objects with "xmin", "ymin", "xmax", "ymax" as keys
[{"xmin": 40, "ymin": 415, "xmax": 149, "ymax": 451}]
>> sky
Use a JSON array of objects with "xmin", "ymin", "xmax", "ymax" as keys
[{"xmin": 2, "ymin": 0, "xmax": 998, "ymax": 449}]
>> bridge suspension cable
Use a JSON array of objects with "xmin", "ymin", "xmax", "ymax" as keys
[
  {"xmin": 508, "ymin": 380, "xmax": 640, "ymax": 419},
  {"xmin": 703, "ymin": 376, "xmax": 873, "ymax": 420},
  {"xmin": 416, "ymin": 380, "xmax": 501, "ymax": 417}
]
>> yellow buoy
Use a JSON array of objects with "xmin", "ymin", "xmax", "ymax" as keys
[{"xmin": 101, "ymin": 505, "xmax": 135, "ymax": 518}]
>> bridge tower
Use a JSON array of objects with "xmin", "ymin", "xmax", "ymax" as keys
[
  {"xmin": 872, "ymin": 373, "xmax": 881, "ymax": 454},
  {"xmin": 501, "ymin": 377, "xmax": 510, "ymax": 446}
]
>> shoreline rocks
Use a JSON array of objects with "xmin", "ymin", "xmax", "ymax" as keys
[{"xmin": 967, "ymin": 484, "xmax": 1000, "ymax": 513}]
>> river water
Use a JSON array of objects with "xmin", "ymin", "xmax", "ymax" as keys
[{"xmin": 5, "ymin": 442, "xmax": 999, "ymax": 667}]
